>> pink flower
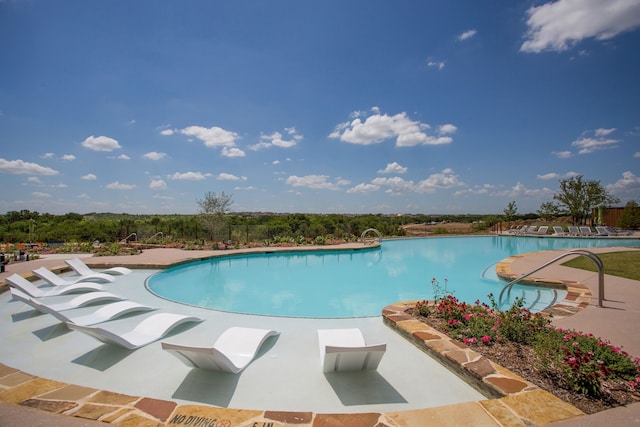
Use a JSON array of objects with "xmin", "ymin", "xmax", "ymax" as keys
[{"xmin": 481, "ymin": 336, "xmax": 491, "ymax": 343}]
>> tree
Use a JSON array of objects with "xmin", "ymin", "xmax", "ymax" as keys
[
  {"xmin": 552, "ymin": 175, "xmax": 619, "ymax": 225},
  {"xmin": 196, "ymin": 191, "xmax": 233, "ymax": 242},
  {"xmin": 537, "ymin": 202, "xmax": 561, "ymax": 221},
  {"xmin": 503, "ymin": 201, "xmax": 518, "ymax": 222},
  {"xmin": 618, "ymin": 200, "xmax": 640, "ymax": 229}
]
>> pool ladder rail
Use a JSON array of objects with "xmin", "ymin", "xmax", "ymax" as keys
[{"xmin": 498, "ymin": 249, "xmax": 605, "ymax": 309}]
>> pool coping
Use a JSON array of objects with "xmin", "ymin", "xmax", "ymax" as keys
[{"xmin": 0, "ymin": 245, "xmax": 594, "ymax": 426}]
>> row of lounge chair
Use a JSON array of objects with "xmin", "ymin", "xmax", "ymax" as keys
[
  {"xmin": 6, "ymin": 258, "xmax": 387, "ymax": 374},
  {"xmin": 507, "ymin": 225, "xmax": 632, "ymax": 237}
]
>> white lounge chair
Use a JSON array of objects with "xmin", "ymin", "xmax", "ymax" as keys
[
  {"xmin": 10, "ymin": 287, "xmax": 125, "ymax": 312},
  {"xmin": 67, "ymin": 313, "xmax": 205, "ymax": 350},
  {"xmin": 552, "ymin": 226, "xmax": 567, "ymax": 236},
  {"xmin": 605, "ymin": 226, "xmax": 632, "ymax": 236},
  {"xmin": 65, "ymin": 257, "xmax": 132, "ymax": 276},
  {"xmin": 524, "ymin": 226, "xmax": 538, "ymax": 234},
  {"xmin": 595, "ymin": 226, "xmax": 610, "ymax": 236},
  {"xmin": 6, "ymin": 273, "xmax": 105, "ymax": 298},
  {"xmin": 536, "ymin": 226, "xmax": 549, "ymax": 235},
  {"xmin": 36, "ymin": 300, "xmax": 154, "ymax": 326},
  {"xmin": 579, "ymin": 227, "xmax": 593, "ymax": 236},
  {"xmin": 568, "ymin": 226, "xmax": 580, "ymax": 236},
  {"xmin": 161, "ymin": 327, "xmax": 280, "ymax": 374},
  {"xmin": 33, "ymin": 266, "xmax": 115, "ymax": 286},
  {"xmin": 317, "ymin": 328, "xmax": 386, "ymax": 373}
]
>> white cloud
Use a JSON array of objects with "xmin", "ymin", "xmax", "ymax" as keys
[
  {"xmin": 180, "ymin": 125, "xmax": 239, "ymax": 148},
  {"xmin": 426, "ymin": 59, "xmax": 446, "ymax": 70},
  {"xmin": 595, "ymin": 127, "xmax": 616, "ymax": 136},
  {"xmin": 105, "ymin": 181, "xmax": 136, "ymax": 190},
  {"xmin": 81, "ymin": 173, "xmax": 97, "ymax": 180},
  {"xmin": 378, "ymin": 162, "xmax": 408, "ymax": 174},
  {"xmin": 254, "ymin": 127, "xmax": 303, "ymax": 150},
  {"xmin": 439, "ymin": 124, "xmax": 457, "ymax": 134},
  {"xmin": 494, "ymin": 182, "xmax": 554, "ymax": 199},
  {"xmin": 160, "ymin": 129, "xmax": 175, "ymax": 136},
  {"xmin": 0, "ymin": 158, "xmax": 59, "ymax": 175},
  {"xmin": 521, "ymin": 0, "xmax": 640, "ymax": 53},
  {"xmin": 168, "ymin": 171, "xmax": 211, "ymax": 181},
  {"xmin": 116, "ymin": 154, "xmax": 131, "ymax": 160},
  {"xmin": 634, "ymin": 152, "xmax": 640, "ymax": 158},
  {"xmin": 329, "ymin": 108, "xmax": 454, "ymax": 147},
  {"xmin": 458, "ymin": 29, "xmax": 477, "ymax": 41},
  {"xmin": 415, "ymin": 168, "xmax": 464, "ymax": 193},
  {"xmin": 27, "ymin": 177, "xmax": 41, "ymax": 184},
  {"xmin": 217, "ymin": 173, "xmax": 247, "ymax": 181},
  {"xmin": 537, "ymin": 171, "xmax": 579, "ymax": 180},
  {"xmin": 41, "ymin": 152, "xmax": 55, "ymax": 159},
  {"xmin": 61, "ymin": 154, "xmax": 76, "ymax": 161},
  {"xmin": 81, "ymin": 135, "xmax": 121, "ymax": 152},
  {"xmin": 32, "ymin": 191, "xmax": 52, "ymax": 198},
  {"xmin": 372, "ymin": 176, "xmax": 415, "ymax": 195},
  {"xmin": 221, "ymin": 147, "xmax": 246, "ymax": 157},
  {"xmin": 149, "ymin": 179, "xmax": 167, "ymax": 190},
  {"xmin": 571, "ymin": 136, "xmax": 619, "ymax": 154},
  {"xmin": 553, "ymin": 150, "xmax": 574, "ymax": 158},
  {"xmin": 347, "ymin": 183, "xmax": 380, "ymax": 193},
  {"xmin": 286, "ymin": 175, "xmax": 341, "ymax": 190},
  {"xmin": 143, "ymin": 152, "xmax": 167, "ymax": 160},
  {"xmin": 606, "ymin": 171, "xmax": 640, "ymax": 195}
]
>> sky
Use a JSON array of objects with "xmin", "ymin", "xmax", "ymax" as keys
[{"xmin": 1, "ymin": 0, "xmax": 639, "ymax": 216}]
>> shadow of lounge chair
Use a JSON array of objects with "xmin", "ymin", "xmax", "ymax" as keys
[
  {"xmin": 7, "ymin": 273, "xmax": 105, "ymax": 298},
  {"xmin": 318, "ymin": 328, "xmax": 386, "ymax": 373},
  {"xmin": 67, "ymin": 312, "xmax": 205, "ymax": 350},
  {"xmin": 65, "ymin": 257, "xmax": 132, "ymax": 277},
  {"xmin": 162, "ymin": 327, "xmax": 280, "ymax": 374},
  {"xmin": 33, "ymin": 266, "xmax": 115, "ymax": 285}
]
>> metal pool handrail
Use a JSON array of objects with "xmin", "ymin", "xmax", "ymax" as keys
[{"xmin": 498, "ymin": 250, "xmax": 605, "ymax": 308}]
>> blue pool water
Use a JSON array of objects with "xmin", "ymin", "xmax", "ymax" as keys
[{"xmin": 146, "ymin": 236, "xmax": 639, "ymax": 318}]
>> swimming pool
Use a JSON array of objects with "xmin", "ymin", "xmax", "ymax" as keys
[{"xmin": 146, "ymin": 236, "xmax": 640, "ymax": 318}]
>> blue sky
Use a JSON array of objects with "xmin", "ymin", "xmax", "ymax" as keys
[{"xmin": 1, "ymin": 0, "xmax": 639, "ymax": 215}]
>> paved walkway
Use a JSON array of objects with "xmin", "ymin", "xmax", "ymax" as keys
[{"xmin": 1, "ymin": 243, "xmax": 639, "ymax": 426}]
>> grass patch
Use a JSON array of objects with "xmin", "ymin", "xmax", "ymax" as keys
[{"xmin": 562, "ymin": 250, "xmax": 640, "ymax": 281}]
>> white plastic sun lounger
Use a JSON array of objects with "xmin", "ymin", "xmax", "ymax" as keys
[
  {"xmin": 552, "ymin": 226, "xmax": 567, "ymax": 236},
  {"xmin": 6, "ymin": 273, "xmax": 105, "ymax": 298},
  {"xmin": 317, "ymin": 328, "xmax": 386, "ymax": 373},
  {"xmin": 67, "ymin": 313, "xmax": 205, "ymax": 350},
  {"xmin": 162, "ymin": 327, "xmax": 280, "ymax": 374},
  {"xmin": 568, "ymin": 226, "xmax": 580, "ymax": 236},
  {"xmin": 35, "ymin": 300, "xmax": 154, "ymax": 326},
  {"xmin": 65, "ymin": 257, "xmax": 132, "ymax": 276},
  {"xmin": 10, "ymin": 287, "xmax": 126, "ymax": 312},
  {"xmin": 33, "ymin": 266, "xmax": 115, "ymax": 285}
]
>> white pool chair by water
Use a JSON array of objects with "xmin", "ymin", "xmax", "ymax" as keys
[
  {"xmin": 37, "ymin": 300, "xmax": 154, "ymax": 326},
  {"xmin": 579, "ymin": 226, "xmax": 593, "ymax": 236},
  {"xmin": 536, "ymin": 226, "xmax": 549, "ymax": 235},
  {"xmin": 317, "ymin": 328, "xmax": 386, "ymax": 373},
  {"xmin": 67, "ymin": 313, "xmax": 205, "ymax": 350},
  {"xmin": 6, "ymin": 273, "xmax": 105, "ymax": 298},
  {"xmin": 568, "ymin": 226, "xmax": 580, "ymax": 236},
  {"xmin": 552, "ymin": 226, "xmax": 567, "ymax": 236},
  {"xmin": 33, "ymin": 266, "xmax": 115, "ymax": 286},
  {"xmin": 10, "ymin": 287, "xmax": 126, "ymax": 312},
  {"xmin": 65, "ymin": 257, "xmax": 132, "ymax": 277},
  {"xmin": 162, "ymin": 327, "xmax": 280, "ymax": 374},
  {"xmin": 524, "ymin": 226, "xmax": 538, "ymax": 234}
]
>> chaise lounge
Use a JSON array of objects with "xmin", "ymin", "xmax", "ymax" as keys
[
  {"xmin": 33, "ymin": 266, "xmax": 115, "ymax": 285},
  {"xmin": 10, "ymin": 287, "xmax": 126, "ymax": 312},
  {"xmin": 67, "ymin": 312, "xmax": 205, "ymax": 350},
  {"xmin": 7, "ymin": 273, "xmax": 106, "ymax": 298},
  {"xmin": 65, "ymin": 257, "xmax": 132, "ymax": 277},
  {"xmin": 317, "ymin": 328, "xmax": 386, "ymax": 372},
  {"xmin": 161, "ymin": 326, "xmax": 280, "ymax": 374}
]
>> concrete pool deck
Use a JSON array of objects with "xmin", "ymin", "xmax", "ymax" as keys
[{"xmin": 0, "ymin": 243, "xmax": 639, "ymax": 426}]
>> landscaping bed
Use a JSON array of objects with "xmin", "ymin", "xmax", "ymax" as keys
[{"xmin": 409, "ymin": 295, "xmax": 640, "ymax": 414}]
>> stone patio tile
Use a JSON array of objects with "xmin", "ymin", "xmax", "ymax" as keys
[
  {"xmin": 464, "ymin": 357, "xmax": 496, "ymax": 380},
  {"xmin": 21, "ymin": 398, "xmax": 78, "ymax": 414},
  {"xmin": 69, "ymin": 402, "xmax": 121, "ymax": 420},
  {"xmin": 385, "ymin": 402, "xmax": 500, "ymax": 427},
  {"xmin": 167, "ymin": 405, "xmax": 263, "ymax": 426},
  {"xmin": 395, "ymin": 319, "xmax": 428, "ymax": 333},
  {"xmin": 264, "ymin": 410, "xmax": 313, "ymax": 424},
  {"xmin": 38, "ymin": 384, "xmax": 98, "ymax": 401},
  {"xmin": 0, "ymin": 364, "xmax": 19, "ymax": 378},
  {"xmin": 109, "ymin": 412, "xmax": 160, "ymax": 427},
  {"xmin": 0, "ymin": 378, "xmax": 65, "ymax": 404},
  {"xmin": 477, "ymin": 398, "xmax": 526, "ymax": 426},
  {"xmin": 0, "ymin": 370, "xmax": 35, "ymax": 387},
  {"xmin": 312, "ymin": 412, "xmax": 381, "ymax": 427},
  {"xmin": 499, "ymin": 389, "xmax": 583, "ymax": 425},
  {"xmin": 484, "ymin": 376, "xmax": 529, "ymax": 395},
  {"xmin": 135, "ymin": 396, "xmax": 177, "ymax": 422},
  {"xmin": 88, "ymin": 389, "xmax": 139, "ymax": 406}
]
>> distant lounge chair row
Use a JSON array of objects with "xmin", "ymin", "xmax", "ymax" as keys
[{"xmin": 509, "ymin": 225, "xmax": 633, "ymax": 237}]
